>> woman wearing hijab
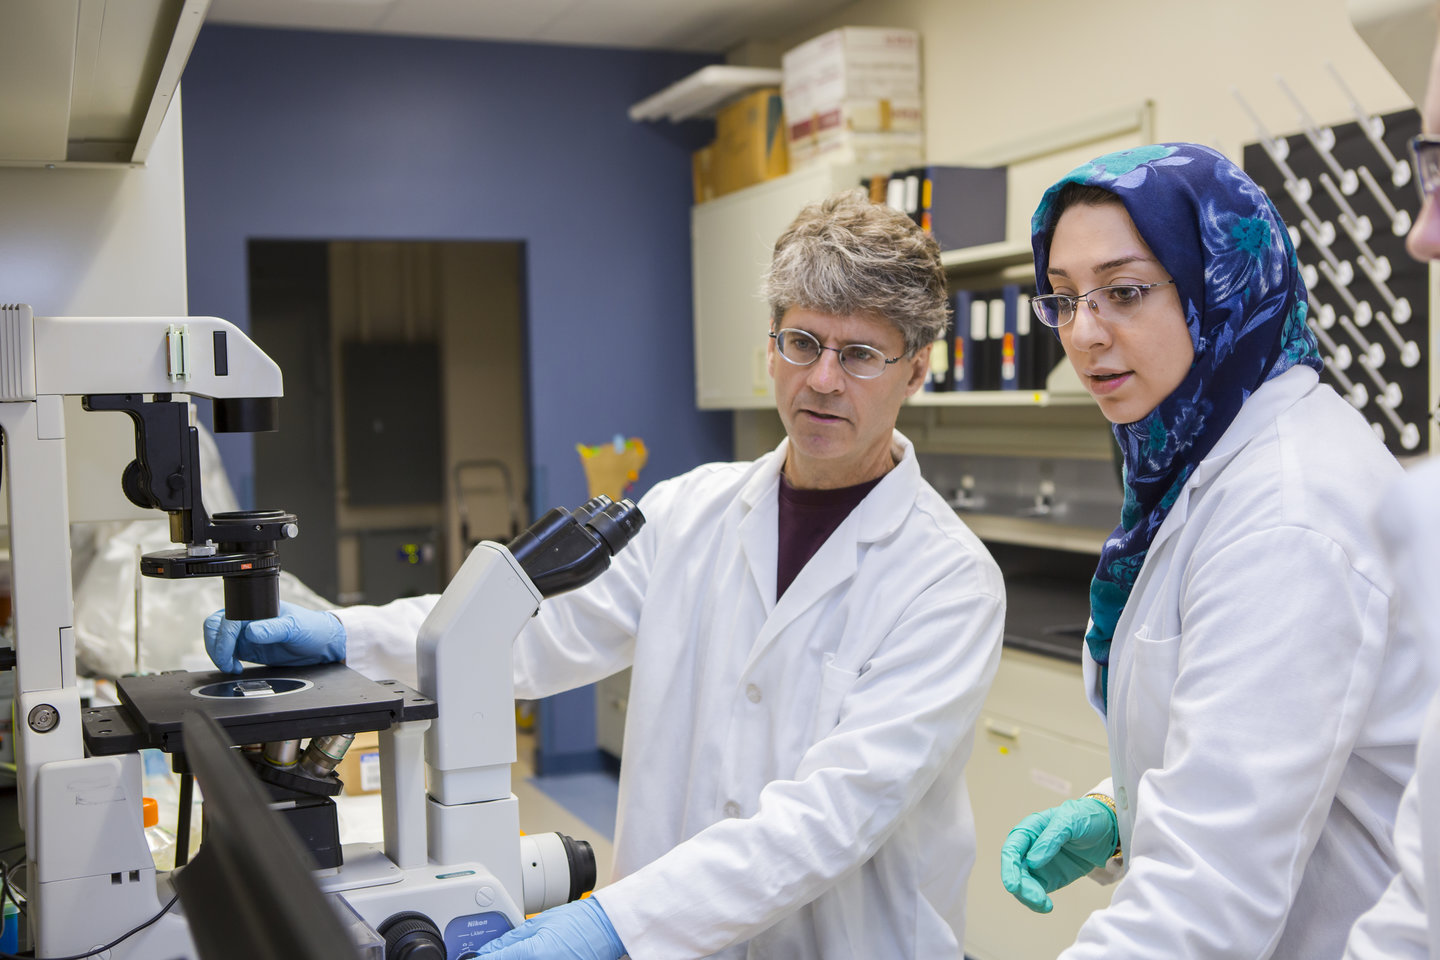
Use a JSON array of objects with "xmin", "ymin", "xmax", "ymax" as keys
[{"xmin": 998, "ymin": 143, "xmax": 1437, "ymax": 958}]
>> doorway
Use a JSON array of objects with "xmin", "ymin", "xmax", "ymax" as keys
[{"xmin": 247, "ymin": 239, "xmax": 530, "ymax": 605}]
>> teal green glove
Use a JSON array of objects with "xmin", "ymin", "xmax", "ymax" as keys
[
  {"xmin": 472, "ymin": 898, "xmax": 625, "ymax": 959},
  {"xmin": 204, "ymin": 601, "xmax": 346, "ymax": 674},
  {"xmin": 1000, "ymin": 796, "xmax": 1118, "ymax": 913}
]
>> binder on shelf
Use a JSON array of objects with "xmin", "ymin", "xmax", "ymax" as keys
[
  {"xmin": 966, "ymin": 292, "xmax": 995, "ymax": 391},
  {"xmin": 903, "ymin": 168, "xmax": 923, "ymax": 225},
  {"xmin": 919, "ymin": 165, "xmax": 1009, "ymax": 251},
  {"xmin": 999, "ymin": 284, "xmax": 1021, "ymax": 391},
  {"xmin": 983, "ymin": 292, "xmax": 1006, "ymax": 391},
  {"xmin": 951, "ymin": 289, "xmax": 973, "ymax": 391}
]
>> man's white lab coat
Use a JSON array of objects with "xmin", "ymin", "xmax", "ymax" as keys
[
  {"xmin": 340, "ymin": 432, "xmax": 1005, "ymax": 959},
  {"xmin": 1063, "ymin": 367, "xmax": 1433, "ymax": 960}
]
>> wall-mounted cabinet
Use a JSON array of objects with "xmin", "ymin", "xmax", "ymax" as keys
[
  {"xmin": 692, "ymin": 163, "xmax": 863, "ymax": 409},
  {"xmin": 692, "ymin": 172, "xmax": 1091, "ymax": 410}
]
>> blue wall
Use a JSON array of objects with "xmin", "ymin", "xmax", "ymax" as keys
[
  {"xmin": 181, "ymin": 25, "xmax": 733, "ymax": 772},
  {"xmin": 182, "ymin": 24, "xmax": 730, "ymax": 509}
]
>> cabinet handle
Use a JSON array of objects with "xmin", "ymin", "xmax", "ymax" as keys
[{"xmin": 984, "ymin": 719, "xmax": 1020, "ymax": 740}]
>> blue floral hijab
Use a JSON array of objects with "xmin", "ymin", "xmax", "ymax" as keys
[{"xmin": 1030, "ymin": 143, "xmax": 1322, "ymax": 706}]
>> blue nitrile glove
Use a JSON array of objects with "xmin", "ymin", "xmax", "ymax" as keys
[
  {"xmin": 204, "ymin": 600, "xmax": 347, "ymax": 674},
  {"xmin": 1000, "ymin": 796, "xmax": 1118, "ymax": 914},
  {"xmin": 473, "ymin": 898, "xmax": 625, "ymax": 960}
]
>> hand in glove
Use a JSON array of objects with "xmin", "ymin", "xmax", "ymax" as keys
[
  {"xmin": 472, "ymin": 898, "xmax": 626, "ymax": 960},
  {"xmin": 204, "ymin": 600, "xmax": 346, "ymax": 674},
  {"xmin": 1000, "ymin": 795, "xmax": 1118, "ymax": 913}
]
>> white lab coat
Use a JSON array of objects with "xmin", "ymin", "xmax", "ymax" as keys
[
  {"xmin": 339, "ymin": 432, "xmax": 1005, "ymax": 960},
  {"xmin": 1063, "ymin": 366, "xmax": 1434, "ymax": 960},
  {"xmin": 1344, "ymin": 457, "xmax": 1440, "ymax": 959}
]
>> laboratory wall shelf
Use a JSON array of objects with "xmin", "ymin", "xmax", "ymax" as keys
[
  {"xmin": 908, "ymin": 389, "xmax": 1092, "ymax": 408},
  {"xmin": 629, "ymin": 65, "xmax": 783, "ymax": 123}
]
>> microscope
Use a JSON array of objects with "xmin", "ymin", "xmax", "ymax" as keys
[{"xmin": 0, "ymin": 304, "xmax": 640, "ymax": 958}]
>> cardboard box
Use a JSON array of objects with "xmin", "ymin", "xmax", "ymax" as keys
[
  {"xmin": 710, "ymin": 87, "xmax": 789, "ymax": 198},
  {"xmin": 692, "ymin": 143, "xmax": 716, "ymax": 205},
  {"xmin": 335, "ymin": 731, "xmax": 381, "ymax": 795},
  {"xmin": 782, "ymin": 27, "xmax": 921, "ymax": 128},
  {"xmin": 787, "ymin": 96, "xmax": 923, "ymax": 144},
  {"xmin": 789, "ymin": 130, "xmax": 924, "ymax": 176}
]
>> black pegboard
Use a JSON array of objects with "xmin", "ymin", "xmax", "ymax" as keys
[{"xmin": 1244, "ymin": 109, "xmax": 1430, "ymax": 455}]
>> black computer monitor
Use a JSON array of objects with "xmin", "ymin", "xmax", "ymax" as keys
[{"xmin": 173, "ymin": 709, "xmax": 364, "ymax": 960}]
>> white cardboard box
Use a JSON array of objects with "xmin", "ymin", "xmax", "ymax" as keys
[
  {"xmin": 788, "ymin": 129, "xmax": 924, "ymax": 174},
  {"xmin": 781, "ymin": 27, "xmax": 921, "ymax": 123}
]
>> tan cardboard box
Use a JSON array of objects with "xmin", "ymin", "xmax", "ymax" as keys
[
  {"xmin": 692, "ymin": 143, "xmax": 716, "ymax": 205},
  {"xmin": 711, "ymin": 87, "xmax": 789, "ymax": 198},
  {"xmin": 335, "ymin": 730, "xmax": 381, "ymax": 795}
]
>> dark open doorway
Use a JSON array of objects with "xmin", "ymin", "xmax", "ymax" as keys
[{"xmin": 247, "ymin": 239, "xmax": 530, "ymax": 605}]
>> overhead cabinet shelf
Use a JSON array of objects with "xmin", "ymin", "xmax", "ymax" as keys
[
  {"xmin": 0, "ymin": 0, "xmax": 208, "ymax": 167},
  {"xmin": 629, "ymin": 65, "xmax": 783, "ymax": 123}
]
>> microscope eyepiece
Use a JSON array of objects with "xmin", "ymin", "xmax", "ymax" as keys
[{"xmin": 508, "ymin": 497, "xmax": 645, "ymax": 598}]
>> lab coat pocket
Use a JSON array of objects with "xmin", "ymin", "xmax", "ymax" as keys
[
  {"xmin": 1123, "ymin": 625, "xmax": 1182, "ymax": 772},
  {"xmin": 811, "ymin": 653, "xmax": 861, "ymax": 743}
]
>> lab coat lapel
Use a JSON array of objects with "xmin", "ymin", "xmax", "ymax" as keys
[
  {"xmin": 736, "ymin": 443, "xmax": 785, "ymax": 619},
  {"xmin": 742, "ymin": 432, "xmax": 918, "ymax": 671},
  {"xmin": 1147, "ymin": 367, "xmax": 1319, "ymax": 558}
]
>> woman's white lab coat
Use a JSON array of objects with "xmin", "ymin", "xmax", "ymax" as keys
[
  {"xmin": 1063, "ymin": 366, "xmax": 1434, "ymax": 960},
  {"xmin": 340, "ymin": 432, "xmax": 1005, "ymax": 960},
  {"xmin": 1344, "ymin": 457, "xmax": 1440, "ymax": 959}
]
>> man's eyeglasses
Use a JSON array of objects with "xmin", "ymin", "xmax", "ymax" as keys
[
  {"xmin": 1408, "ymin": 135, "xmax": 1440, "ymax": 204},
  {"xmin": 1030, "ymin": 281, "xmax": 1176, "ymax": 328},
  {"xmin": 769, "ymin": 328, "xmax": 903, "ymax": 379}
]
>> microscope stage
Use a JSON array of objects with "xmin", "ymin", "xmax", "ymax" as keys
[{"xmin": 82, "ymin": 663, "xmax": 436, "ymax": 755}]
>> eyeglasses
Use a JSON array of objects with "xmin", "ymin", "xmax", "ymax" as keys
[
  {"xmin": 1408, "ymin": 135, "xmax": 1440, "ymax": 204},
  {"xmin": 769, "ymin": 328, "xmax": 903, "ymax": 379},
  {"xmin": 1030, "ymin": 281, "xmax": 1176, "ymax": 328}
]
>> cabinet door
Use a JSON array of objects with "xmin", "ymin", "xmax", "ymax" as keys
[
  {"xmin": 965, "ymin": 650, "xmax": 1115, "ymax": 960},
  {"xmin": 691, "ymin": 164, "xmax": 860, "ymax": 409}
]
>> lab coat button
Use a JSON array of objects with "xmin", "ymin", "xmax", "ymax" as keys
[
  {"xmin": 1117, "ymin": 786, "xmax": 1128, "ymax": 810},
  {"xmin": 746, "ymin": 683, "xmax": 762, "ymax": 703},
  {"xmin": 723, "ymin": 801, "xmax": 741, "ymax": 818}
]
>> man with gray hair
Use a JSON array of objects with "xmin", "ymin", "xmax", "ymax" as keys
[{"xmin": 206, "ymin": 189, "xmax": 1005, "ymax": 959}]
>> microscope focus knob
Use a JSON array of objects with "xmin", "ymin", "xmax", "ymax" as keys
[{"xmin": 377, "ymin": 911, "xmax": 445, "ymax": 959}]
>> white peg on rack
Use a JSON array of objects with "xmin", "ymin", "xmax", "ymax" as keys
[
  {"xmin": 1309, "ymin": 316, "xmax": 1353, "ymax": 369},
  {"xmin": 1354, "ymin": 255, "xmax": 1407, "ymax": 319},
  {"xmin": 1316, "ymin": 301, "xmax": 1338, "ymax": 330},
  {"xmin": 1318, "ymin": 173, "xmax": 1373, "ymax": 242},
  {"xmin": 1325, "ymin": 357, "xmax": 1369, "ymax": 408},
  {"xmin": 1288, "ymin": 225, "xmax": 1302, "ymax": 249},
  {"xmin": 1357, "ymin": 165, "xmax": 1414, "ymax": 235},
  {"xmin": 1302, "ymin": 221, "xmax": 1353, "ymax": 285},
  {"xmin": 1319, "ymin": 261, "xmax": 1375, "ymax": 324},
  {"xmin": 1356, "ymin": 350, "xmax": 1403, "ymax": 410},
  {"xmin": 1277, "ymin": 75, "xmax": 1359, "ymax": 193},
  {"xmin": 1372, "ymin": 310, "xmax": 1422, "ymax": 367},
  {"xmin": 1233, "ymin": 87, "xmax": 1317, "ymax": 198},
  {"xmin": 1286, "ymin": 180, "xmax": 1334, "ymax": 243},
  {"xmin": 1339, "ymin": 314, "xmax": 1386, "ymax": 368},
  {"xmin": 1326, "ymin": 62, "xmax": 1412, "ymax": 187}
]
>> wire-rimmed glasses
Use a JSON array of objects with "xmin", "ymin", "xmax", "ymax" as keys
[
  {"xmin": 1408, "ymin": 135, "xmax": 1440, "ymax": 204},
  {"xmin": 769, "ymin": 328, "xmax": 903, "ymax": 379},
  {"xmin": 1030, "ymin": 281, "xmax": 1176, "ymax": 328}
]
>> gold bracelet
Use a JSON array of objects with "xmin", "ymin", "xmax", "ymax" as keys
[{"xmin": 1083, "ymin": 793, "xmax": 1122, "ymax": 860}]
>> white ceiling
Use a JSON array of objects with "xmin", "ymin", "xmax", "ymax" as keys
[{"xmin": 205, "ymin": 0, "xmax": 855, "ymax": 53}]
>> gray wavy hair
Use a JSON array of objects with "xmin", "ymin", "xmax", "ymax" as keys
[{"xmin": 762, "ymin": 189, "xmax": 950, "ymax": 354}]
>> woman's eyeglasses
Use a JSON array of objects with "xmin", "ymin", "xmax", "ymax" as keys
[{"xmin": 1031, "ymin": 281, "xmax": 1176, "ymax": 328}]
